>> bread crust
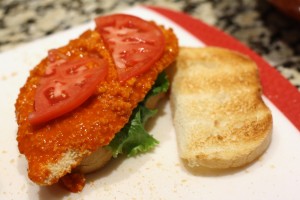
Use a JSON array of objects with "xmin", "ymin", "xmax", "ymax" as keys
[{"xmin": 170, "ymin": 47, "xmax": 272, "ymax": 169}]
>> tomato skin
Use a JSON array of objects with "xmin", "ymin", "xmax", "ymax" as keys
[
  {"xmin": 95, "ymin": 14, "xmax": 165, "ymax": 82},
  {"xmin": 29, "ymin": 14, "xmax": 165, "ymax": 125},
  {"xmin": 29, "ymin": 54, "xmax": 108, "ymax": 125}
]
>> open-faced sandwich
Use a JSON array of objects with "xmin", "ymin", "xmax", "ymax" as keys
[{"xmin": 15, "ymin": 14, "xmax": 178, "ymax": 192}]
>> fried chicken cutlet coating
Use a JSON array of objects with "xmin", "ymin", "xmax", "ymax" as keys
[{"xmin": 15, "ymin": 27, "xmax": 178, "ymax": 185}]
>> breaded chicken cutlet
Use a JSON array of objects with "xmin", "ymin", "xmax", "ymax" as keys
[{"xmin": 15, "ymin": 14, "xmax": 178, "ymax": 192}]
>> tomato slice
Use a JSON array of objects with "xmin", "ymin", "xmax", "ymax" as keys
[
  {"xmin": 95, "ymin": 14, "xmax": 165, "ymax": 82},
  {"xmin": 29, "ymin": 51, "xmax": 108, "ymax": 125}
]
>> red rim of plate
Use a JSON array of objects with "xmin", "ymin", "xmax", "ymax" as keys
[{"xmin": 146, "ymin": 6, "xmax": 300, "ymax": 131}]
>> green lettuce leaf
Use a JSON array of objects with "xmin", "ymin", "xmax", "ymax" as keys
[
  {"xmin": 145, "ymin": 71, "xmax": 169, "ymax": 101},
  {"xmin": 108, "ymin": 105, "xmax": 158, "ymax": 157},
  {"xmin": 108, "ymin": 72, "xmax": 169, "ymax": 157}
]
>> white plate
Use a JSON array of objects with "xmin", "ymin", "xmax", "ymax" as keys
[{"xmin": 1, "ymin": 6, "xmax": 300, "ymax": 200}]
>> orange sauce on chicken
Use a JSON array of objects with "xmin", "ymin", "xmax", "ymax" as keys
[{"xmin": 15, "ymin": 27, "xmax": 178, "ymax": 189}]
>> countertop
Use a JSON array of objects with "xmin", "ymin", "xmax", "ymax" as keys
[{"xmin": 0, "ymin": 0, "xmax": 299, "ymax": 91}]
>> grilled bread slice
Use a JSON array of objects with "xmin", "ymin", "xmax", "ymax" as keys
[{"xmin": 170, "ymin": 47, "xmax": 272, "ymax": 168}]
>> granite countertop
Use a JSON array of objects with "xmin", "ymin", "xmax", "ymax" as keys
[{"xmin": 0, "ymin": 0, "xmax": 299, "ymax": 91}]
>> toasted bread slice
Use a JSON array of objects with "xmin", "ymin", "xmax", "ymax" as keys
[{"xmin": 170, "ymin": 47, "xmax": 272, "ymax": 169}]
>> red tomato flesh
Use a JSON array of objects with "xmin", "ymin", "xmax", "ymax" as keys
[
  {"xmin": 95, "ymin": 14, "xmax": 165, "ymax": 82},
  {"xmin": 29, "ymin": 50, "xmax": 108, "ymax": 125}
]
